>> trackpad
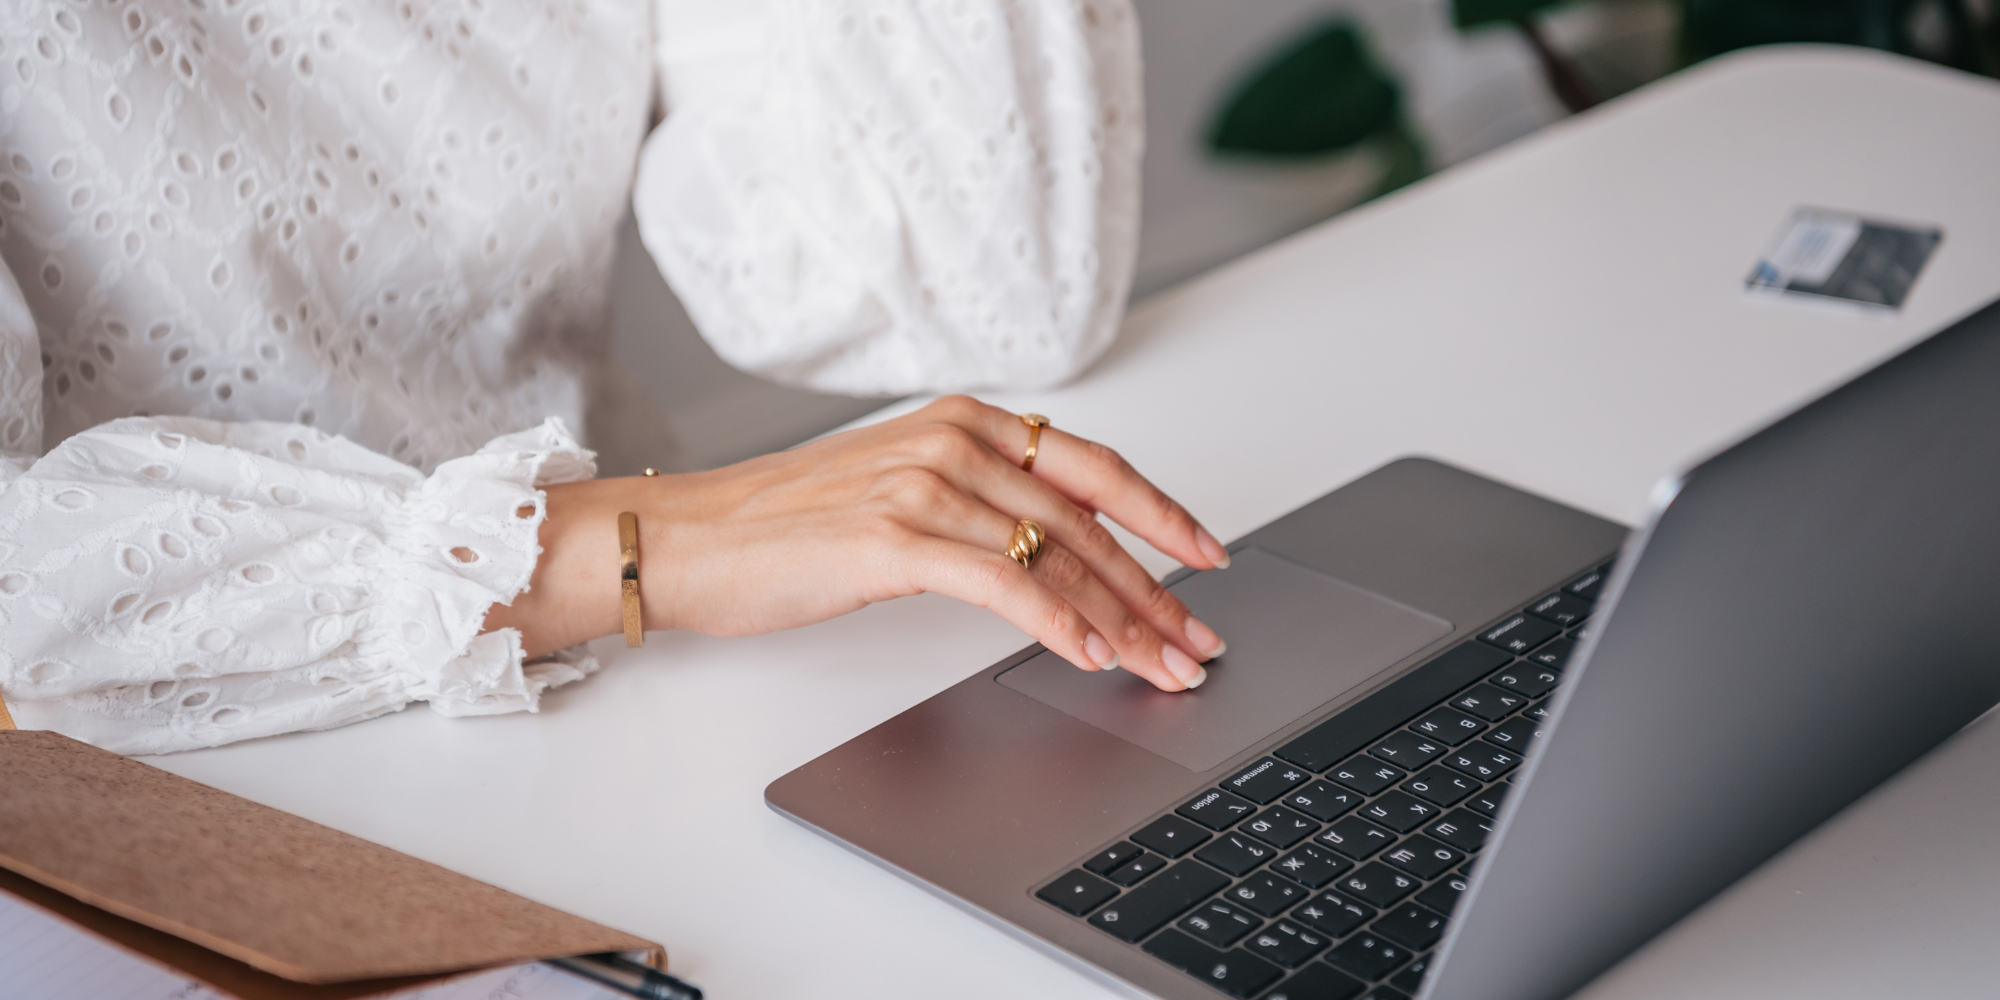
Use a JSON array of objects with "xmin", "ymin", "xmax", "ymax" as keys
[{"xmin": 997, "ymin": 548, "xmax": 1451, "ymax": 771}]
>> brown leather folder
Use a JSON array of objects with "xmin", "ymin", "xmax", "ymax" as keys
[{"xmin": 0, "ymin": 729, "xmax": 664, "ymax": 999}]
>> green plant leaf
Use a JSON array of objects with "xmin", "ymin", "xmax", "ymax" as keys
[
  {"xmin": 1207, "ymin": 21, "xmax": 1401, "ymax": 157},
  {"xmin": 1452, "ymin": 0, "xmax": 1572, "ymax": 29},
  {"xmin": 1680, "ymin": 0, "xmax": 1987, "ymax": 73},
  {"xmin": 1984, "ymin": 6, "xmax": 2000, "ymax": 74}
]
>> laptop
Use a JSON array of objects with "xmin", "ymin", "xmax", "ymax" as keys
[{"xmin": 767, "ymin": 295, "xmax": 2000, "ymax": 1000}]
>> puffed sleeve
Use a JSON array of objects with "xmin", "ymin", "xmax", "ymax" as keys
[
  {"xmin": 0, "ymin": 337, "xmax": 601, "ymax": 753},
  {"xmin": 635, "ymin": 0, "xmax": 1144, "ymax": 395}
]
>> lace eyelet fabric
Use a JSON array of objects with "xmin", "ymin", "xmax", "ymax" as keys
[
  {"xmin": 0, "ymin": 417, "xmax": 597, "ymax": 754},
  {"xmin": 0, "ymin": 0, "xmax": 1142, "ymax": 753}
]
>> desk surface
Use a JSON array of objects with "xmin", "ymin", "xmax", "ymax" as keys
[{"xmin": 150, "ymin": 47, "xmax": 2000, "ymax": 1000}]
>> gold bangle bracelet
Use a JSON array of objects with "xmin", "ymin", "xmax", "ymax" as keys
[{"xmin": 618, "ymin": 511, "xmax": 643, "ymax": 647}]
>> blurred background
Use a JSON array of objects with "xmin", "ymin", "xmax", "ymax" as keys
[{"xmin": 603, "ymin": 0, "xmax": 2000, "ymax": 476}]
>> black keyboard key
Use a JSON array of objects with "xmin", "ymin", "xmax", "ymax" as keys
[
  {"xmin": 1275, "ymin": 642, "xmax": 1510, "ymax": 771},
  {"xmin": 1490, "ymin": 664, "xmax": 1562, "ymax": 698},
  {"xmin": 1273, "ymin": 843, "xmax": 1353, "ymax": 889},
  {"xmin": 1317, "ymin": 815, "xmax": 1396, "ymax": 859},
  {"xmin": 1244, "ymin": 920, "xmax": 1332, "ymax": 968},
  {"xmin": 1359, "ymin": 791, "xmax": 1437, "ymax": 833},
  {"xmin": 1244, "ymin": 805, "xmax": 1321, "ymax": 849},
  {"xmin": 1132, "ymin": 814, "xmax": 1213, "ymax": 858},
  {"xmin": 1290, "ymin": 891, "xmax": 1373, "ymax": 937},
  {"xmin": 1334, "ymin": 863, "xmax": 1419, "ymax": 908},
  {"xmin": 1105, "ymin": 851, "xmax": 1168, "ymax": 886},
  {"xmin": 1082, "ymin": 841, "xmax": 1144, "ymax": 876},
  {"xmin": 1484, "ymin": 714, "xmax": 1545, "ymax": 752},
  {"xmin": 1266, "ymin": 963, "xmax": 1366, "ymax": 1000},
  {"xmin": 1142, "ymin": 930, "xmax": 1285, "ymax": 999},
  {"xmin": 1523, "ymin": 699, "xmax": 1554, "ymax": 722},
  {"xmin": 1527, "ymin": 639, "xmax": 1575, "ymax": 671},
  {"xmin": 1179, "ymin": 788, "xmax": 1258, "ymax": 830},
  {"xmin": 1357, "ymin": 986, "xmax": 1411, "ymax": 1000},
  {"xmin": 1479, "ymin": 614, "xmax": 1559, "ymax": 655},
  {"xmin": 1037, "ymin": 869, "xmax": 1117, "ymax": 916},
  {"xmin": 1409, "ymin": 707, "xmax": 1486, "ymax": 745},
  {"xmin": 1380, "ymin": 835, "xmax": 1462, "ymax": 879},
  {"xmin": 1402, "ymin": 766, "xmax": 1478, "ymax": 808},
  {"xmin": 1089, "ymin": 860, "xmax": 1230, "ymax": 941},
  {"xmin": 1415, "ymin": 872, "xmax": 1471, "ymax": 916},
  {"xmin": 1466, "ymin": 783, "xmax": 1510, "ymax": 818},
  {"xmin": 1424, "ymin": 809, "xmax": 1494, "ymax": 853},
  {"xmin": 1525, "ymin": 592, "xmax": 1592, "ymax": 626},
  {"xmin": 1388, "ymin": 954, "xmax": 1432, "ymax": 994},
  {"xmin": 1282, "ymin": 780, "xmax": 1363, "ymax": 822},
  {"xmin": 1368, "ymin": 731, "xmax": 1444, "ymax": 769},
  {"xmin": 1228, "ymin": 757, "xmax": 1313, "ymax": 804},
  {"xmin": 1444, "ymin": 743, "xmax": 1521, "ymax": 781},
  {"xmin": 1328, "ymin": 756, "xmax": 1407, "ymax": 796},
  {"xmin": 1195, "ymin": 831, "xmax": 1277, "ymax": 876},
  {"xmin": 1373, "ymin": 903, "xmax": 1448, "ymax": 951},
  {"xmin": 1226, "ymin": 872, "xmax": 1309, "ymax": 917},
  {"xmin": 1180, "ymin": 899, "xmax": 1262, "ymax": 948},
  {"xmin": 1565, "ymin": 566, "xmax": 1608, "ymax": 599},
  {"xmin": 1449, "ymin": 684, "xmax": 1527, "ymax": 722},
  {"xmin": 1324, "ymin": 932, "xmax": 1411, "ymax": 980}
]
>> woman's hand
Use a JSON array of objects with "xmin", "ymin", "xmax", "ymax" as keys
[{"xmin": 482, "ymin": 396, "xmax": 1231, "ymax": 691}]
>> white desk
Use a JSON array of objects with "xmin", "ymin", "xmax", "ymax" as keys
[{"xmin": 149, "ymin": 47, "xmax": 2000, "ymax": 1000}]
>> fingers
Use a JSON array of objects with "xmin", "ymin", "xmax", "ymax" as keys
[
  {"xmin": 928, "ymin": 432, "xmax": 1227, "ymax": 669},
  {"xmin": 892, "ymin": 534, "xmax": 1116, "ymax": 681},
  {"xmin": 887, "ymin": 471, "xmax": 1205, "ymax": 691},
  {"xmin": 920, "ymin": 395, "xmax": 1231, "ymax": 573},
  {"xmin": 1024, "ymin": 540, "xmax": 1204, "ymax": 692}
]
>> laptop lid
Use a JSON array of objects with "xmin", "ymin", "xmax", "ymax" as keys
[{"xmin": 1426, "ymin": 295, "xmax": 2000, "ymax": 1000}]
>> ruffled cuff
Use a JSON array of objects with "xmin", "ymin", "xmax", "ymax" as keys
[
  {"xmin": 0, "ymin": 416, "xmax": 606, "ymax": 754},
  {"xmin": 366, "ymin": 420, "xmax": 603, "ymax": 717}
]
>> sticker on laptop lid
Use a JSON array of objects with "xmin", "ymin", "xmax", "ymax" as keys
[{"xmin": 1746, "ymin": 208, "xmax": 1941, "ymax": 311}]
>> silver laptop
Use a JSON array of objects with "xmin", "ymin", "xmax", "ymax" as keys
[{"xmin": 768, "ymin": 295, "xmax": 2000, "ymax": 1000}]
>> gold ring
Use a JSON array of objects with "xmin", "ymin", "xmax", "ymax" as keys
[
  {"xmin": 1020, "ymin": 413, "xmax": 1049, "ymax": 472},
  {"xmin": 1007, "ymin": 518, "xmax": 1045, "ymax": 569}
]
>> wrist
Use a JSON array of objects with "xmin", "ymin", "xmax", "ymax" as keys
[{"xmin": 483, "ymin": 476, "xmax": 652, "ymax": 657}]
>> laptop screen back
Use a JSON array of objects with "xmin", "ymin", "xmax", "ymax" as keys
[{"xmin": 1428, "ymin": 296, "xmax": 2000, "ymax": 1000}]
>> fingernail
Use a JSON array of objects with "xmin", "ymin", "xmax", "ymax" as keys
[
  {"xmin": 1195, "ymin": 527, "xmax": 1230, "ymax": 569},
  {"xmin": 1184, "ymin": 617, "xmax": 1226, "ymax": 659},
  {"xmin": 1084, "ymin": 631, "xmax": 1120, "ymax": 671},
  {"xmin": 1161, "ymin": 645, "xmax": 1207, "ymax": 689}
]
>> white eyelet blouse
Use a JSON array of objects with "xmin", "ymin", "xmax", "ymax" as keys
[{"xmin": 0, "ymin": 0, "xmax": 1142, "ymax": 754}]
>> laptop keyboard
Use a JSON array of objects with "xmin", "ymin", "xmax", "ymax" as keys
[{"xmin": 1035, "ymin": 562, "xmax": 1612, "ymax": 1000}]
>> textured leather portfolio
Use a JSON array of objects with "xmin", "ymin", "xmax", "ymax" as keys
[{"xmin": 0, "ymin": 729, "xmax": 663, "ymax": 998}]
